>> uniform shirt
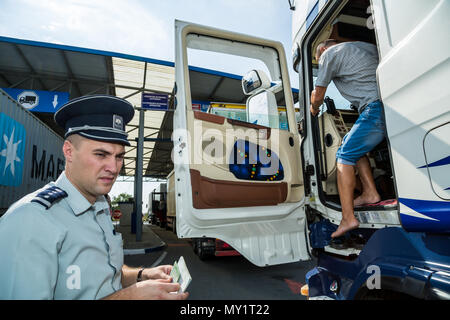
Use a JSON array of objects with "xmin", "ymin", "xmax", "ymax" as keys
[
  {"xmin": 315, "ymin": 41, "xmax": 380, "ymax": 112},
  {"xmin": 0, "ymin": 171, "xmax": 123, "ymax": 300}
]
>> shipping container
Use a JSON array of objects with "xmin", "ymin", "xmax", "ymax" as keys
[{"xmin": 0, "ymin": 88, "xmax": 64, "ymax": 214}]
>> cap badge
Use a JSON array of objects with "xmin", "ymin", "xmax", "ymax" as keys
[{"xmin": 113, "ymin": 115, "xmax": 124, "ymax": 131}]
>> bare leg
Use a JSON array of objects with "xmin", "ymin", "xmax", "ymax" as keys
[
  {"xmin": 353, "ymin": 156, "xmax": 381, "ymax": 206},
  {"xmin": 332, "ymin": 163, "xmax": 360, "ymax": 238},
  {"xmin": 354, "ymin": 174, "xmax": 362, "ymax": 196}
]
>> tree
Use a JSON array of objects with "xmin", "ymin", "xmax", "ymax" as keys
[{"xmin": 111, "ymin": 193, "xmax": 133, "ymax": 211}]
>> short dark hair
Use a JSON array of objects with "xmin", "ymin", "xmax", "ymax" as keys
[{"xmin": 315, "ymin": 39, "xmax": 339, "ymax": 60}]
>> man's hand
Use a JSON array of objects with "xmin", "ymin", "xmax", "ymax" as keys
[
  {"xmin": 133, "ymin": 280, "xmax": 188, "ymax": 300},
  {"xmin": 310, "ymin": 105, "xmax": 320, "ymax": 117},
  {"xmin": 310, "ymin": 86, "xmax": 327, "ymax": 116},
  {"xmin": 103, "ymin": 279, "xmax": 189, "ymax": 300},
  {"xmin": 142, "ymin": 265, "xmax": 173, "ymax": 281},
  {"xmin": 121, "ymin": 264, "xmax": 173, "ymax": 288}
]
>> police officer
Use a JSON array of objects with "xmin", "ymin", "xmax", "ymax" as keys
[{"xmin": 0, "ymin": 95, "xmax": 188, "ymax": 300}]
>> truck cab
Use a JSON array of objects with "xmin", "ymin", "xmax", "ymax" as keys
[{"xmin": 172, "ymin": 0, "xmax": 450, "ymax": 299}]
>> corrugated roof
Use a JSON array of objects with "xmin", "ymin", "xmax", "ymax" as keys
[{"xmin": 112, "ymin": 57, "xmax": 175, "ymax": 177}]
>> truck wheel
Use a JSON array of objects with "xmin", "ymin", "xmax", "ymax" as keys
[
  {"xmin": 197, "ymin": 239, "xmax": 214, "ymax": 261},
  {"xmin": 197, "ymin": 242, "xmax": 208, "ymax": 260},
  {"xmin": 192, "ymin": 238, "xmax": 199, "ymax": 254}
]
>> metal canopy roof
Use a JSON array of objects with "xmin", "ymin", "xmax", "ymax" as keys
[{"xmin": 0, "ymin": 36, "xmax": 298, "ymax": 180}]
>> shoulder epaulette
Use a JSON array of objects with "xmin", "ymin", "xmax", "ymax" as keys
[{"xmin": 31, "ymin": 186, "xmax": 68, "ymax": 209}]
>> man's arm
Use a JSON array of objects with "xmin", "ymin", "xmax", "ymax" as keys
[
  {"xmin": 121, "ymin": 264, "xmax": 173, "ymax": 288},
  {"xmin": 102, "ymin": 279, "xmax": 188, "ymax": 300},
  {"xmin": 101, "ymin": 264, "xmax": 188, "ymax": 300},
  {"xmin": 310, "ymin": 86, "xmax": 327, "ymax": 116},
  {"xmin": 121, "ymin": 265, "xmax": 143, "ymax": 288}
]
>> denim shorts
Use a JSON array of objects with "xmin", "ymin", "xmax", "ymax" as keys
[{"xmin": 336, "ymin": 100, "xmax": 386, "ymax": 166}]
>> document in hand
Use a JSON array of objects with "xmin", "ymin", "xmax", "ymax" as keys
[{"xmin": 170, "ymin": 256, "xmax": 192, "ymax": 293}]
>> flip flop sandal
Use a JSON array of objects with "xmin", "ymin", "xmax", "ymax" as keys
[
  {"xmin": 349, "ymin": 233, "xmax": 366, "ymax": 250},
  {"xmin": 375, "ymin": 199, "xmax": 398, "ymax": 207},
  {"xmin": 330, "ymin": 236, "xmax": 349, "ymax": 250},
  {"xmin": 356, "ymin": 199, "xmax": 398, "ymax": 208}
]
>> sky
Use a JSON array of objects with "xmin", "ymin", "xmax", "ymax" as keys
[
  {"xmin": 0, "ymin": 0, "xmax": 299, "ymax": 211},
  {"xmin": 0, "ymin": 0, "xmax": 297, "ymax": 84}
]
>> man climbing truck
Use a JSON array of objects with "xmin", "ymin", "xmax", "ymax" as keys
[
  {"xmin": 172, "ymin": 0, "xmax": 449, "ymax": 300},
  {"xmin": 292, "ymin": 0, "xmax": 449, "ymax": 299}
]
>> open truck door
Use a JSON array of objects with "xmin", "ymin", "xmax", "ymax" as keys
[{"xmin": 173, "ymin": 20, "xmax": 310, "ymax": 267}]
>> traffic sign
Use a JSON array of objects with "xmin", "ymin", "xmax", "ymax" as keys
[
  {"xmin": 2, "ymin": 88, "xmax": 69, "ymax": 113},
  {"xmin": 141, "ymin": 92, "xmax": 169, "ymax": 111},
  {"xmin": 112, "ymin": 209, "xmax": 122, "ymax": 220}
]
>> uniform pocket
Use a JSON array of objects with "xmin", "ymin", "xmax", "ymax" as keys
[{"xmin": 109, "ymin": 233, "xmax": 124, "ymax": 277}]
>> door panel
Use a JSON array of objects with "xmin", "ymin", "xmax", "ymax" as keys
[
  {"xmin": 173, "ymin": 20, "xmax": 309, "ymax": 266},
  {"xmin": 190, "ymin": 169, "xmax": 288, "ymax": 209}
]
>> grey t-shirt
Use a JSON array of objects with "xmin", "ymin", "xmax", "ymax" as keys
[{"xmin": 315, "ymin": 41, "xmax": 380, "ymax": 111}]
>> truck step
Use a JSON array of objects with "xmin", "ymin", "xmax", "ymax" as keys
[
  {"xmin": 329, "ymin": 233, "xmax": 366, "ymax": 251},
  {"xmin": 355, "ymin": 199, "xmax": 397, "ymax": 209}
]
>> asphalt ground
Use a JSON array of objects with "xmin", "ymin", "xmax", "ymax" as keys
[{"xmin": 124, "ymin": 224, "xmax": 317, "ymax": 300}]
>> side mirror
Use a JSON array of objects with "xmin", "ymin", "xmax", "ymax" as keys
[
  {"xmin": 242, "ymin": 69, "xmax": 271, "ymax": 96},
  {"xmin": 242, "ymin": 70, "xmax": 262, "ymax": 95},
  {"xmin": 243, "ymin": 69, "xmax": 278, "ymax": 128}
]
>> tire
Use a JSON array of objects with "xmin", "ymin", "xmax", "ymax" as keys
[
  {"xmin": 197, "ymin": 242, "xmax": 207, "ymax": 260},
  {"xmin": 196, "ymin": 239, "xmax": 212, "ymax": 261}
]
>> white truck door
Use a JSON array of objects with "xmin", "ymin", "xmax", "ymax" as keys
[
  {"xmin": 372, "ymin": 0, "xmax": 450, "ymax": 231},
  {"xmin": 173, "ymin": 20, "xmax": 309, "ymax": 266}
]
